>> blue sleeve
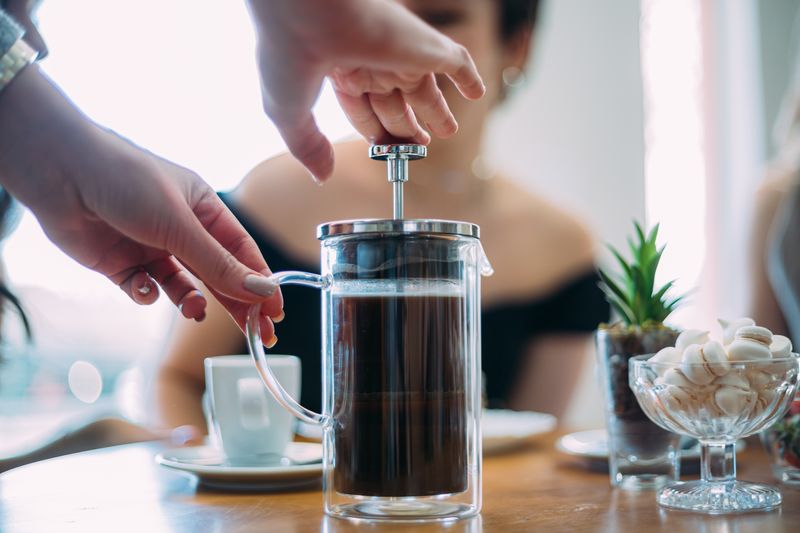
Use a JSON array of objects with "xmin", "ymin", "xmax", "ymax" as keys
[{"xmin": 0, "ymin": 9, "xmax": 24, "ymax": 58}]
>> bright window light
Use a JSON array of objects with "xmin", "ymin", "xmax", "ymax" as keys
[
  {"xmin": 3, "ymin": 1, "xmax": 354, "ymax": 359},
  {"xmin": 640, "ymin": 0, "xmax": 707, "ymax": 328}
]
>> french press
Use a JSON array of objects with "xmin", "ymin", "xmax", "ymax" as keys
[{"xmin": 247, "ymin": 144, "xmax": 492, "ymax": 521}]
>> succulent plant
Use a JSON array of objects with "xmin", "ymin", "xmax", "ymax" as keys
[{"xmin": 598, "ymin": 221, "xmax": 685, "ymax": 328}]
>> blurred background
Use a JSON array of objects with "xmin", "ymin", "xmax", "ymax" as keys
[{"xmin": 1, "ymin": 0, "xmax": 798, "ymax": 453}]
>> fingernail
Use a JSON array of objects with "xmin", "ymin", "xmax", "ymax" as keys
[
  {"xmin": 244, "ymin": 274, "xmax": 278, "ymax": 297},
  {"xmin": 136, "ymin": 283, "xmax": 153, "ymax": 296},
  {"xmin": 178, "ymin": 289, "xmax": 205, "ymax": 318},
  {"xmin": 266, "ymin": 335, "xmax": 278, "ymax": 349},
  {"xmin": 306, "ymin": 170, "xmax": 325, "ymax": 187},
  {"xmin": 272, "ymin": 310, "xmax": 285, "ymax": 324}
]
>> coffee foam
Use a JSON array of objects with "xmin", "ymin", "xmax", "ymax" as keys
[{"xmin": 330, "ymin": 279, "xmax": 465, "ymax": 297}]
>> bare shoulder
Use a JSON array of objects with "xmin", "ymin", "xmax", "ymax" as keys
[
  {"xmin": 232, "ymin": 151, "xmax": 325, "ymax": 216},
  {"xmin": 481, "ymin": 176, "xmax": 597, "ymax": 301},
  {"xmin": 227, "ymin": 140, "xmax": 379, "ymax": 257},
  {"xmin": 235, "ymin": 139, "xmax": 373, "ymax": 205},
  {"xmin": 494, "ymin": 177, "xmax": 595, "ymax": 257}
]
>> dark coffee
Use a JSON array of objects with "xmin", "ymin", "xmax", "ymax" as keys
[{"xmin": 331, "ymin": 284, "xmax": 467, "ymax": 497}]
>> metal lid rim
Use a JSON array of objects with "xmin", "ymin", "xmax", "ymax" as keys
[{"xmin": 317, "ymin": 219, "xmax": 480, "ymax": 239}]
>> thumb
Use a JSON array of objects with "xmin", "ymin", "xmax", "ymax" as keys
[{"xmin": 169, "ymin": 200, "xmax": 279, "ymax": 304}]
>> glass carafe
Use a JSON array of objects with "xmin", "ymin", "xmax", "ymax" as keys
[{"xmin": 246, "ymin": 219, "xmax": 491, "ymax": 521}]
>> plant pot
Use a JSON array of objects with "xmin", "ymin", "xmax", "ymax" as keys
[{"xmin": 596, "ymin": 325, "xmax": 680, "ymax": 488}]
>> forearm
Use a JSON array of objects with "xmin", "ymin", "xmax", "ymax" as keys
[
  {"xmin": 0, "ymin": 418, "xmax": 161, "ymax": 474},
  {"xmin": 154, "ymin": 365, "xmax": 208, "ymax": 432},
  {"xmin": 0, "ymin": 65, "xmax": 91, "ymax": 212},
  {"xmin": 509, "ymin": 334, "xmax": 592, "ymax": 417}
]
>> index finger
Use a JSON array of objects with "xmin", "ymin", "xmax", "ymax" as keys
[
  {"xmin": 439, "ymin": 43, "xmax": 485, "ymax": 100},
  {"xmin": 353, "ymin": 2, "xmax": 485, "ymax": 100}
]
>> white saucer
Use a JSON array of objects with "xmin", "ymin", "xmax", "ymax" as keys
[
  {"xmin": 156, "ymin": 442, "xmax": 323, "ymax": 491},
  {"xmin": 556, "ymin": 429, "xmax": 746, "ymax": 461},
  {"xmin": 296, "ymin": 409, "xmax": 556, "ymax": 456},
  {"xmin": 482, "ymin": 409, "xmax": 557, "ymax": 455}
]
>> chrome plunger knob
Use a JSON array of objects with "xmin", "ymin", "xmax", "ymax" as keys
[{"xmin": 369, "ymin": 144, "xmax": 427, "ymax": 219}]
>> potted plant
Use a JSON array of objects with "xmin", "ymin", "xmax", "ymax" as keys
[{"xmin": 596, "ymin": 222, "xmax": 685, "ymax": 487}]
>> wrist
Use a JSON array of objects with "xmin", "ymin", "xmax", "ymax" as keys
[{"xmin": 0, "ymin": 65, "xmax": 91, "ymax": 212}]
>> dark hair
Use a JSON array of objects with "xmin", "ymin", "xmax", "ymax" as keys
[
  {"xmin": 500, "ymin": 0, "xmax": 541, "ymax": 41},
  {"xmin": 0, "ymin": 189, "xmax": 32, "ymax": 342}
]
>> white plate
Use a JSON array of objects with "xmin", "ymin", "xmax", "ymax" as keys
[
  {"xmin": 555, "ymin": 429, "xmax": 746, "ymax": 461},
  {"xmin": 297, "ymin": 409, "xmax": 557, "ymax": 456},
  {"xmin": 156, "ymin": 442, "xmax": 323, "ymax": 491},
  {"xmin": 482, "ymin": 409, "xmax": 557, "ymax": 455}
]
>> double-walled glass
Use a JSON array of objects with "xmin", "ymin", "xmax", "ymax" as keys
[{"xmin": 246, "ymin": 220, "xmax": 491, "ymax": 522}]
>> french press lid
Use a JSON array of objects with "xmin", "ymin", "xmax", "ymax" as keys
[{"xmin": 317, "ymin": 144, "xmax": 480, "ymax": 240}]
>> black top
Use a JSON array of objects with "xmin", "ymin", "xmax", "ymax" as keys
[{"xmin": 220, "ymin": 192, "xmax": 610, "ymax": 411}]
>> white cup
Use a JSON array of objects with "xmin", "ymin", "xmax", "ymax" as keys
[{"xmin": 203, "ymin": 355, "xmax": 300, "ymax": 462}]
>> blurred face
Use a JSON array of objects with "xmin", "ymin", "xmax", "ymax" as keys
[{"xmin": 404, "ymin": 0, "xmax": 529, "ymax": 141}]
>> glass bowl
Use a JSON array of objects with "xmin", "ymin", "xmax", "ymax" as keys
[{"xmin": 629, "ymin": 353, "xmax": 799, "ymax": 514}]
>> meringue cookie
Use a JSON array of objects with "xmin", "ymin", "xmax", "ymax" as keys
[
  {"xmin": 727, "ymin": 338, "xmax": 772, "ymax": 362},
  {"xmin": 745, "ymin": 369, "xmax": 771, "ymax": 390},
  {"xmin": 713, "ymin": 385, "xmax": 756, "ymax": 417},
  {"xmin": 764, "ymin": 356, "xmax": 797, "ymax": 376},
  {"xmin": 719, "ymin": 317, "xmax": 755, "ymax": 345},
  {"xmin": 650, "ymin": 347, "xmax": 682, "ymax": 375},
  {"xmin": 662, "ymin": 384, "xmax": 695, "ymax": 412},
  {"xmin": 676, "ymin": 329, "xmax": 711, "ymax": 351},
  {"xmin": 660, "ymin": 367, "xmax": 696, "ymax": 388},
  {"xmin": 681, "ymin": 341, "xmax": 730, "ymax": 385},
  {"xmin": 713, "ymin": 371, "xmax": 750, "ymax": 390},
  {"xmin": 752, "ymin": 388, "xmax": 777, "ymax": 416},
  {"xmin": 735, "ymin": 325, "xmax": 773, "ymax": 347},
  {"xmin": 769, "ymin": 335, "xmax": 793, "ymax": 358}
]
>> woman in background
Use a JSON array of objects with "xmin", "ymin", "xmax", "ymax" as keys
[
  {"xmin": 154, "ymin": 0, "xmax": 609, "ymax": 431},
  {"xmin": 750, "ymin": 41, "xmax": 800, "ymax": 342}
]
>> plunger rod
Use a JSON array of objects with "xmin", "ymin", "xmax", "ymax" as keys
[
  {"xmin": 393, "ymin": 181, "xmax": 403, "ymax": 219},
  {"xmin": 370, "ymin": 144, "xmax": 425, "ymax": 220},
  {"xmin": 388, "ymin": 157, "xmax": 408, "ymax": 219}
]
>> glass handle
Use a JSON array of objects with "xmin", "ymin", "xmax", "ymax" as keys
[{"xmin": 246, "ymin": 271, "xmax": 331, "ymax": 426}]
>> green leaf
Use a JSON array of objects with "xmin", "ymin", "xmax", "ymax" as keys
[
  {"xmin": 646, "ymin": 223, "xmax": 660, "ymax": 247},
  {"xmin": 607, "ymin": 244, "xmax": 633, "ymax": 281},
  {"xmin": 605, "ymin": 293, "xmax": 637, "ymax": 326},
  {"xmin": 634, "ymin": 220, "xmax": 646, "ymax": 247},
  {"xmin": 598, "ymin": 269, "xmax": 630, "ymax": 308},
  {"xmin": 597, "ymin": 220, "xmax": 688, "ymax": 326},
  {"xmin": 665, "ymin": 295, "xmax": 686, "ymax": 311},
  {"xmin": 627, "ymin": 236, "xmax": 638, "ymax": 262},
  {"xmin": 652, "ymin": 280, "xmax": 676, "ymax": 303}
]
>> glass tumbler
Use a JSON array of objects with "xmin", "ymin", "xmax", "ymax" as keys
[
  {"xmin": 246, "ymin": 219, "xmax": 492, "ymax": 522},
  {"xmin": 595, "ymin": 328, "xmax": 681, "ymax": 489},
  {"xmin": 761, "ymin": 388, "xmax": 800, "ymax": 486}
]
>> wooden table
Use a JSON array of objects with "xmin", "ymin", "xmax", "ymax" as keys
[{"xmin": 1, "ymin": 433, "xmax": 798, "ymax": 532}]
